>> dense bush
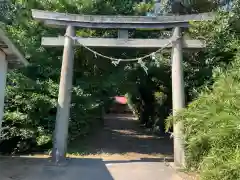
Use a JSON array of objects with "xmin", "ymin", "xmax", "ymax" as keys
[
  {"xmin": 1, "ymin": 0, "xmax": 171, "ymax": 153},
  {"xmin": 167, "ymin": 54, "xmax": 240, "ymax": 180},
  {"xmin": 0, "ymin": 0, "xmax": 135, "ymax": 153},
  {"xmin": 166, "ymin": 1, "xmax": 240, "ymax": 179}
]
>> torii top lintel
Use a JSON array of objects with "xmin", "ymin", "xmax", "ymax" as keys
[{"xmin": 32, "ymin": 9, "xmax": 214, "ymax": 29}]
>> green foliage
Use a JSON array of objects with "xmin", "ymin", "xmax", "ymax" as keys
[
  {"xmin": 1, "ymin": 0, "xmax": 142, "ymax": 152},
  {"xmin": 2, "ymin": 3, "xmax": 240, "ymax": 180},
  {"xmin": 166, "ymin": 1, "xmax": 240, "ymax": 179},
  {"xmin": 2, "ymin": 0, "xmax": 171, "ymax": 153},
  {"xmin": 167, "ymin": 55, "xmax": 240, "ymax": 179},
  {"xmin": 161, "ymin": 0, "xmax": 233, "ymax": 14}
]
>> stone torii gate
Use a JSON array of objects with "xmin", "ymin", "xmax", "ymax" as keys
[{"xmin": 32, "ymin": 9, "xmax": 214, "ymax": 167}]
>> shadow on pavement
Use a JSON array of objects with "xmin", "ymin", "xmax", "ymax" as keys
[
  {"xmin": 104, "ymin": 157, "xmax": 174, "ymax": 164},
  {"xmin": 0, "ymin": 156, "xmax": 179, "ymax": 180},
  {"xmin": 68, "ymin": 115, "xmax": 173, "ymax": 157},
  {"xmin": 0, "ymin": 156, "xmax": 114, "ymax": 180}
]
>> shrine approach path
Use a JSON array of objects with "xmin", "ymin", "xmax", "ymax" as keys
[{"xmin": 0, "ymin": 114, "xmax": 197, "ymax": 180}]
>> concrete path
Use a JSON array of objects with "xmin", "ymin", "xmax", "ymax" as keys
[
  {"xmin": 0, "ymin": 114, "xmax": 195, "ymax": 180},
  {"xmin": 0, "ymin": 156, "xmax": 185, "ymax": 180}
]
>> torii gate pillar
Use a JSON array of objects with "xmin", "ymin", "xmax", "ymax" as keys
[
  {"xmin": 171, "ymin": 27, "xmax": 186, "ymax": 167},
  {"xmin": 0, "ymin": 51, "xmax": 7, "ymax": 137},
  {"xmin": 52, "ymin": 26, "xmax": 75, "ymax": 162}
]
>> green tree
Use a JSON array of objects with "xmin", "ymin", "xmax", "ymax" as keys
[
  {"xmin": 0, "ymin": 0, "xmax": 161, "ymax": 153},
  {"xmin": 166, "ymin": 0, "xmax": 240, "ymax": 179}
]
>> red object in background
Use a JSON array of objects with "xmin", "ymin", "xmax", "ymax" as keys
[{"xmin": 114, "ymin": 96, "xmax": 127, "ymax": 104}]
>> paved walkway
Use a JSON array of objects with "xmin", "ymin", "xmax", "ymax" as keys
[
  {"xmin": 0, "ymin": 114, "xmax": 195, "ymax": 180},
  {"xmin": 0, "ymin": 156, "xmax": 185, "ymax": 180},
  {"xmin": 68, "ymin": 114, "xmax": 173, "ymax": 158}
]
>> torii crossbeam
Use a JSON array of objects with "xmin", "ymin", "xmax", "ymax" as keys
[
  {"xmin": 32, "ymin": 9, "xmax": 213, "ymax": 29},
  {"xmin": 31, "ymin": 9, "xmax": 214, "ymax": 167}
]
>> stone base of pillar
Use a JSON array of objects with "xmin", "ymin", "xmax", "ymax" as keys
[{"xmin": 47, "ymin": 156, "xmax": 71, "ymax": 167}]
